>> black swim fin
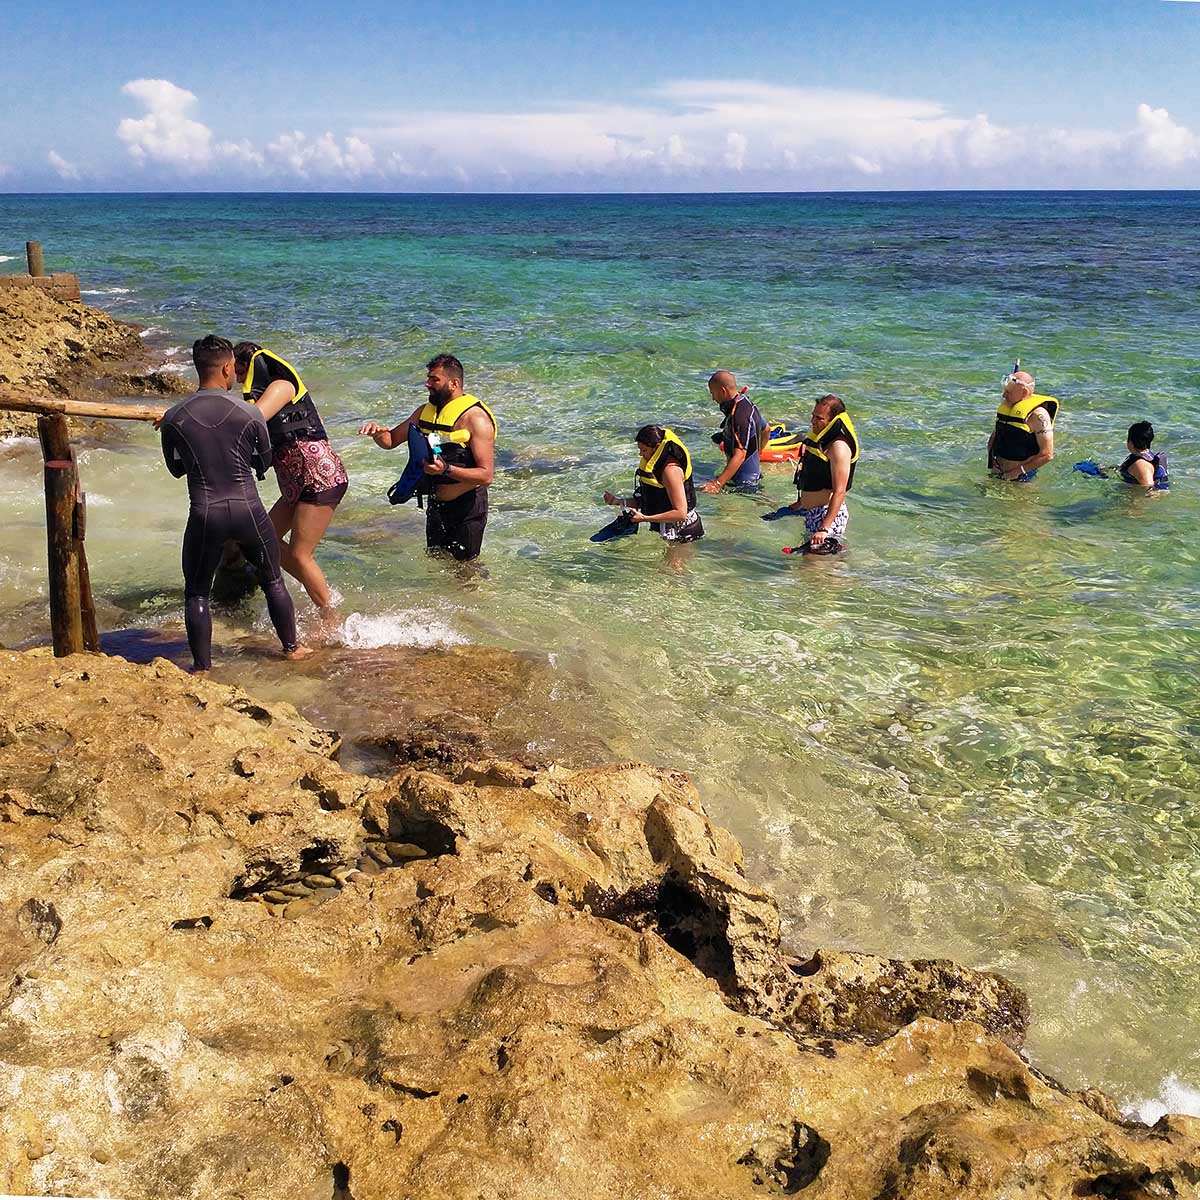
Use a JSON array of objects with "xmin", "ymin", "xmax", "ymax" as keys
[
  {"xmin": 590, "ymin": 511, "xmax": 639, "ymax": 543},
  {"xmin": 782, "ymin": 537, "xmax": 843, "ymax": 556}
]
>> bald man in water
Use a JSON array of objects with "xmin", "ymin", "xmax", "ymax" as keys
[
  {"xmin": 701, "ymin": 370, "xmax": 769, "ymax": 493},
  {"xmin": 988, "ymin": 369, "xmax": 1056, "ymax": 481}
]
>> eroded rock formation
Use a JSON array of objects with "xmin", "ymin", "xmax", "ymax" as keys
[
  {"xmin": 0, "ymin": 285, "xmax": 186, "ymax": 437},
  {"xmin": 1, "ymin": 649, "xmax": 1197, "ymax": 1198}
]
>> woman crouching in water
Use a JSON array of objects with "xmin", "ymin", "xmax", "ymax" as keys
[
  {"xmin": 233, "ymin": 342, "xmax": 348, "ymax": 618},
  {"xmin": 602, "ymin": 425, "xmax": 705, "ymax": 546}
]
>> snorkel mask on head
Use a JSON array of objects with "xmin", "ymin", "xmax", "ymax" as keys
[{"xmin": 1001, "ymin": 358, "xmax": 1022, "ymax": 388}]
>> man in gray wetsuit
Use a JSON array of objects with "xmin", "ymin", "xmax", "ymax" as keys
[{"xmin": 160, "ymin": 335, "xmax": 309, "ymax": 671}]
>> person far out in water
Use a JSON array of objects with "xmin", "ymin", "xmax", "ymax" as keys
[
  {"xmin": 358, "ymin": 355, "xmax": 497, "ymax": 562},
  {"xmin": 598, "ymin": 425, "xmax": 705, "ymax": 547},
  {"xmin": 232, "ymin": 341, "xmax": 348, "ymax": 619},
  {"xmin": 1119, "ymin": 421, "xmax": 1170, "ymax": 490},
  {"xmin": 701, "ymin": 370, "xmax": 769, "ymax": 494},
  {"xmin": 763, "ymin": 395, "xmax": 859, "ymax": 556},
  {"xmin": 987, "ymin": 363, "xmax": 1057, "ymax": 482},
  {"xmin": 159, "ymin": 336, "xmax": 310, "ymax": 671},
  {"xmin": 1076, "ymin": 421, "xmax": 1171, "ymax": 491}
]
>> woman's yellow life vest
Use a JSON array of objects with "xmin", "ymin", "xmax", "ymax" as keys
[
  {"xmin": 636, "ymin": 428, "xmax": 693, "ymax": 489},
  {"xmin": 796, "ymin": 412, "xmax": 860, "ymax": 492},
  {"xmin": 992, "ymin": 393, "xmax": 1059, "ymax": 462},
  {"xmin": 241, "ymin": 347, "xmax": 328, "ymax": 449}
]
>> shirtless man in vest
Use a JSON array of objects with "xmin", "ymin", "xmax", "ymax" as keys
[
  {"xmin": 988, "ymin": 370, "xmax": 1055, "ymax": 481},
  {"xmin": 358, "ymin": 354, "xmax": 496, "ymax": 561}
]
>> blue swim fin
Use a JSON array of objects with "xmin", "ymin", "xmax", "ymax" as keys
[
  {"xmin": 590, "ymin": 511, "xmax": 639, "ymax": 543},
  {"xmin": 1073, "ymin": 460, "xmax": 1107, "ymax": 478},
  {"xmin": 388, "ymin": 424, "xmax": 432, "ymax": 505}
]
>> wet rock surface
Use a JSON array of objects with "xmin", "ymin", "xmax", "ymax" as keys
[
  {"xmin": 1, "ymin": 648, "xmax": 1197, "ymax": 1199},
  {"xmin": 0, "ymin": 286, "xmax": 186, "ymax": 437}
]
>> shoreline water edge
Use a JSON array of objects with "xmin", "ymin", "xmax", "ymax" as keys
[{"xmin": 2, "ymin": 196, "xmax": 1199, "ymax": 1186}]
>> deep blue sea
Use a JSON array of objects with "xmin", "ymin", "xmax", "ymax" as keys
[{"xmin": 2, "ymin": 192, "xmax": 1198, "ymax": 1113}]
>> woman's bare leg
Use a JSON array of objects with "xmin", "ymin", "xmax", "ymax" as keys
[{"xmin": 274, "ymin": 499, "xmax": 337, "ymax": 612}]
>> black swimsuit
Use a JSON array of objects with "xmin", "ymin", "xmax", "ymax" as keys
[{"xmin": 160, "ymin": 389, "xmax": 298, "ymax": 669}]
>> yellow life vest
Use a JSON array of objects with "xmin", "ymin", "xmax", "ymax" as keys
[
  {"xmin": 637, "ymin": 428, "xmax": 693, "ymax": 489},
  {"xmin": 796, "ymin": 411, "xmax": 860, "ymax": 493},
  {"xmin": 995, "ymin": 393, "xmax": 1059, "ymax": 432},
  {"xmin": 801, "ymin": 412, "xmax": 860, "ymax": 464},
  {"xmin": 241, "ymin": 347, "xmax": 327, "ymax": 448},
  {"xmin": 992, "ymin": 393, "xmax": 1058, "ymax": 463},
  {"xmin": 416, "ymin": 392, "xmax": 497, "ymax": 436},
  {"xmin": 242, "ymin": 348, "xmax": 309, "ymax": 404}
]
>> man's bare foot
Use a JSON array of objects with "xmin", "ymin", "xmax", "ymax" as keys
[
  {"xmin": 187, "ymin": 666, "xmax": 210, "ymax": 675},
  {"xmin": 284, "ymin": 645, "xmax": 315, "ymax": 661}
]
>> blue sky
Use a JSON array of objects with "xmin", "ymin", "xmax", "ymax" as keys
[{"xmin": 2, "ymin": 0, "xmax": 1199, "ymax": 190}]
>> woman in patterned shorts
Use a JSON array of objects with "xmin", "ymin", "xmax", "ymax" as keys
[{"xmin": 234, "ymin": 342, "xmax": 348, "ymax": 616}]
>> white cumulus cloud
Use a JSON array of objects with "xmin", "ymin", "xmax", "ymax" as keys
[
  {"xmin": 1129, "ymin": 102, "xmax": 1199, "ymax": 167},
  {"xmin": 118, "ymin": 79, "xmax": 215, "ymax": 169},
  {"xmin": 105, "ymin": 78, "xmax": 1200, "ymax": 189},
  {"xmin": 47, "ymin": 149, "xmax": 80, "ymax": 180}
]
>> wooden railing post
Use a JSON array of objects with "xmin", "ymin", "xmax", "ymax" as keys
[
  {"xmin": 38, "ymin": 413, "xmax": 85, "ymax": 656},
  {"xmin": 1, "ymin": 394, "xmax": 166, "ymax": 655},
  {"xmin": 26, "ymin": 241, "xmax": 45, "ymax": 277}
]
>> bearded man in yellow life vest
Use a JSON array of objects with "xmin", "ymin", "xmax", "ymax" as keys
[
  {"xmin": 988, "ymin": 368, "xmax": 1057, "ymax": 482},
  {"xmin": 358, "ymin": 354, "xmax": 496, "ymax": 561}
]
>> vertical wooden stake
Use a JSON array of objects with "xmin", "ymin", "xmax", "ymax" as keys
[
  {"xmin": 26, "ymin": 241, "xmax": 45, "ymax": 277},
  {"xmin": 38, "ymin": 414, "xmax": 84, "ymax": 656}
]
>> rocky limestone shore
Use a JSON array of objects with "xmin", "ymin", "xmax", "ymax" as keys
[
  {"xmin": 0, "ymin": 285, "xmax": 187, "ymax": 437},
  {"xmin": 1, "ymin": 648, "xmax": 1198, "ymax": 1199}
]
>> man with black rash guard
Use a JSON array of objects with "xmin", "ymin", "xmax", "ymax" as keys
[{"xmin": 160, "ymin": 335, "xmax": 310, "ymax": 671}]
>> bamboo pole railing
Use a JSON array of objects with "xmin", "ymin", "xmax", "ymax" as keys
[{"xmin": 1, "ymin": 393, "xmax": 168, "ymax": 655}]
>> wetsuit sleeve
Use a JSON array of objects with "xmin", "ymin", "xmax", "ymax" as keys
[
  {"xmin": 160, "ymin": 421, "xmax": 187, "ymax": 478},
  {"xmin": 250, "ymin": 414, "xmax": 273, "ymax": 478}
]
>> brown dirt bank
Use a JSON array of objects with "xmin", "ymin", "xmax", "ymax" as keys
[
  {"xmin": 0, "ymin": 286, "xmax": 187, "ymax": 438},
  {"xmin": 1, "ymin": 648, "xmax": 1197, "ymax": 1199}
]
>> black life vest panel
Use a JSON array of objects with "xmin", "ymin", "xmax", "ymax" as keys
[
  {"xmin": 242, "ymin": 349, "xmax": 328, "ymax": 450},
  {"xmin": 992, "ymin": 394, "xmax": 1058, "ymax": 463},
  {"xmin": 636, "ymin": 430, "xmax": 697, "ymax": 517},
  {"xmin": 794, "ymin": 412, "xmax": 860, "ymax": 493},
  {"xmin": 1119, "ymin": 449, "xmax": 1169, "ymax": 489}
]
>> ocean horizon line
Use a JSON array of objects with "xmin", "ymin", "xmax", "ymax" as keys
[{"xmin": 3, "ymin": 187, "xmax": 1199, "ymax": 200}]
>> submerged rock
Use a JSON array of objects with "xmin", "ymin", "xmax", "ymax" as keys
[{"xmin": 0, "ymin": 647, "xmax": 1195, "ymax": 1199}]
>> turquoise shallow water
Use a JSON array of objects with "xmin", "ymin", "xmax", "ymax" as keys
[{"xmin": 2, "ymin": 192, "xmax": 1199, "ymax": 1108}]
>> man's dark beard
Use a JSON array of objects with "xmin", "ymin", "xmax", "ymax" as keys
[{"xmin": 429, "ymin": 385, "xmax": 454, "ymax": 405}]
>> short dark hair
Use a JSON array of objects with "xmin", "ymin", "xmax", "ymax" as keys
[
  {"xmin": 193, "ymin": 335, "xmax": 234, "ymax": 375},
  {"xmin": 1128, "ymin": 421, "xmax": 1155, "ymax": 450},
  {"xmin": 814, "ymin": 394, "xmax": 846, "ymax": 419},
  {"xmin": 232, "ymin": 340, "xmax": 261, "ymax": 368},
  {"xmin": 427, "ymin": 354, "xmax": 464, "ymax": 384},
  {"xmin": 635, "ymin": 424, "xmax": 666, "ymax": 449}
]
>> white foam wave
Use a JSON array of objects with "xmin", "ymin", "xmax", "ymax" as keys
[
  {"xmin": 157, "ymin": 362, "xmax": 191, "ymax": 374},
  {"xmin": 1, "ymin": 435, "xmax": 39, "ymax": 449},
  {"xmin": 139, "ymin": 326, "xmax": 168, "ymax": 338},
  {"xmin": 1130, "ymin": 1074, "xmax": 1200, "ymax": 1125},
  {"xmin": 81, "ymin": 286, "xmax": 131, "ymax": 295},
  {"xmin": 334, "ymin": 609, "xmax": 468, "ymax": 650},
  {"xmin": 0, "ymin": 255, "xmax": 16, "ymax": 262}
]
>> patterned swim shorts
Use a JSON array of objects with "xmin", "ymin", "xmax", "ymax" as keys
[
  {"xmin": 801, "ymin": 503, "xmax": 849, "ymax": 540},
  {"xmin": 274, "ymin": 439, "xmax": 349, "ymax": 507}
]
